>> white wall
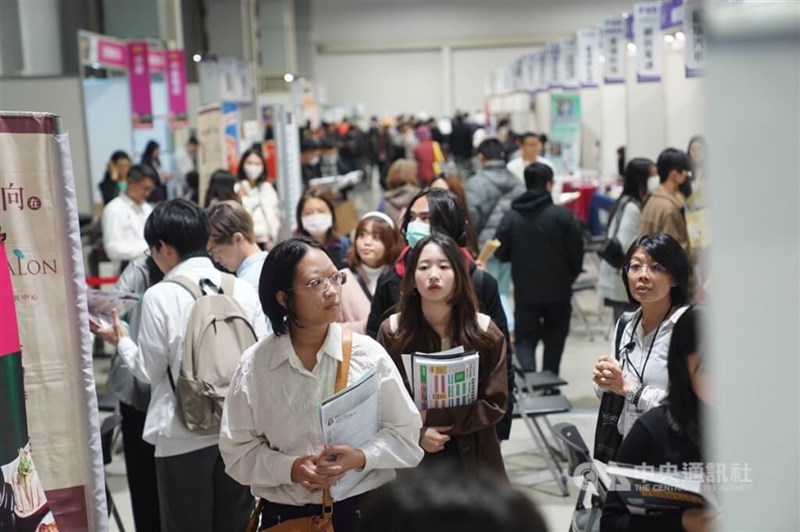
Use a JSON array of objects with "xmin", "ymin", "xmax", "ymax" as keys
[
  {"xmin": 579, "ymin": 88, "xmax": 603, "ymax": 170},
  {"xmin": 452, "ymin": 46, "xmax": 535, "ymax": 113},
  {"xmin": 600, "ymin": 82, "xmax": 627, "ymax": 182},
  {"xmin": 625, "ymin": 48, "xmax": 666, "ymax": 162},
  {"xmin": 663, "ymin": 43, "xmax": 706, "ymax": 150},
  {"xmin": 0, "ymin": 77, "xmax": 92, "ymax": 215},
  {"xmin": 314, "ymin": 50, "xmax": 442, "ymax": 118}
]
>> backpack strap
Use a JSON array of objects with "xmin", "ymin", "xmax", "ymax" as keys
[
  {"xmin": 219, "ymin": 273, "xmax": 236, "ymax": 296},
  {"xmin": 614, "ymin": 313, "xmax": 633, "ymax": 361},
  {"xmin": 336, "ymin": 328, "xmax": 353, "ymax": 393},
  {"xmin": 166, "ymin": 275, "xmax": 203, "ymax": 300}
]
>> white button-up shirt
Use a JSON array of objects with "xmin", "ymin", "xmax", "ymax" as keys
[
  {"xmin": 220, "ymin": 323, "xmax": 424, "ymax": 505},
  {"xmin": 594, "ymin": 306, "xmax": 689, "ymax": 437},
  {"xmin": 118, "ymin": 257, "xmax": 267, "ymax": 457},
  {"xmin": 101, "ymin": 192, "xmax": 153, "ymax": 263}
]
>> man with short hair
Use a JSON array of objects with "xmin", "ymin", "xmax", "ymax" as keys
[
  {"xmin": 206, "ymin": 200, "xmax": 268, "ymax": 290},
  {"xmin": 117, "ymin": 199, "xmax": 267, "ymax": 532},
  {"xmin": 495, "ymin": 163, "xmax": 584, "ymax": 376},
  {"xmin": 640, "ymin": 148, "xmax": 692, "ymax": 256},
  {"xmin": 102, "ymin": 164, "xmax": 156, "ymax": 269},
  {"xmin": 506, "ymin": 132, "xmax": 555, "ymax": 183}
]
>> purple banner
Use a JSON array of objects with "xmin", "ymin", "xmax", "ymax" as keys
[
  {"xmin": 661, "ymin": 0, "xmax": 684, "ymax": 29},
  {"xmin": 127, "ymin": 41, "xmax": 153, "ymax": 129},
  {"xmin": 167, "ymin": 50, "xmax": 188, "ymax": 127},
  {"xmin": 96, "ymin": 39, "xmax": 127, "ymax": 70}
]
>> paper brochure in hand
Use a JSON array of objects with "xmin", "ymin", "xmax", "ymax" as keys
[
  {"xmin": 476, "ymin": 239, "xmax": 501, "ymax": 264},
  {"xmin": 401, "ymin": 347, "xmax": 479, "ymax": 410},
  {"xmin": 319, "ymin": 368, "xmax": 379, "ymax": 499},
  {"xmin": 87, "ymin": 289, "xmax": 140, "ymax": 328},
  {"xmin": 607, "ymin": 462, "xmax": 719, "ymax": 515}
]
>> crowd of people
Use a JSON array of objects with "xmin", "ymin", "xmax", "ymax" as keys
[{"xmin": 90, "ymin": 118, "xmax": 711, "ymax": 532}]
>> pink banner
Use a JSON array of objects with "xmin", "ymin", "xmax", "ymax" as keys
[
  {"xmin": 127, "ymin": 41, "xmax": 153, "ymax": 129},
  {"xmin": 167, "ymin": 50, "xmax": 189, "ymax": 127},
  {"xmin": 148, "ymin": 48, "xmax": 166, "ymax": 73},
  {"xmin": 96, "ymin": 38, "xmax": 127, "ymax": 70}
]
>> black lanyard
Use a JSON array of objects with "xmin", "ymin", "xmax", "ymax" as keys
[{"xmin": 623, "ymin": 307, "xmax": 672, "ymax": 384}]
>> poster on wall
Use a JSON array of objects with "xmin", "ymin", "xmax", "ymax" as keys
[
  {"xmin": 167, "ymin": 50, "xmax": 188, "ymax": 127},
  {"xmin": 197, "ymin": 104, "xmax": 224, "ymax": 206},
  {"xmin": 602, "ymin": 17, "xmax": 626, "ymax": 83},
  {"xmin": 560, "ymin": 38, "xmax": 579, "ymax": 90},
  {"xmin": 549, "ymin": 93, "xmax": 582, "ymax": 175},
  {"xmin": 634, "ymin": 2, "xmax": 663, "ymax": 82},
  {"xmin": 577, "ymin": 28, "xmax": 601, "ymax": 88},
  {"xmin": 0, "ymin": 113, "xmax": 107, "ymax": 531},
  {"xmin": 127, "ymin": 40, "xmax": 153, "ymax": 128},
  {"xmin": 222, "ymin": 102, "xmax": 240, "ymax": 174},
  {"xmin": 684, "ymin": 1, "xmax": 705, "ymax": 77}
]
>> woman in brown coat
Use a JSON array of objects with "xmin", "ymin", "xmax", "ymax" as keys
[{"xmin": 376, "ymin": 234, "xmax": 508, "ymax": 479}]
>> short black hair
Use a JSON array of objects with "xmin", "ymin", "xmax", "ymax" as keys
[
  {"xmin": 359, "ymin": 462, "xmax": 547, "ymax": 532},
  {"xmin": 128, "ymin": 164, "xmax": 156, "ymax": 184},
  {"xmin": 110, "ymin": 150, "xmax": 130, "ymax": 163},
  {"xmin": 188, "ymin": 136, "xmax": 199, "ymax": 145},
  {"xmin": 300, "ymin": 139, "xmax": 319, "ymax": 152},
  {"xmin": 518, "ymin": 132, "xmax": 540, "ymax": 143},
  {"xmin": 401, "ymin": 188, "xmax": 468, "ymax": 247},
  {"xmin": 524, "ymin": 162, "xmax": 553, "ymax": 190},
  {"xmin": 656, "ymin": 148, "xmax": 690, "ymax": 184},
  {"xmin": 621, "ymin": 232, "xmax": 690, "ymax": 306},
  {"xmin": 477, "ymin": 138, "xmax": 504, "ymax": 161},
  {"xmin": 144, "ymin": 199, "xmax": 210, "ymax": 260},
  {"xmin": 258, "ymin": 236, "xmax": 331, "ymax": 335}
]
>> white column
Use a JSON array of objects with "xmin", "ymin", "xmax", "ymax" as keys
[{"xmin": 17, "ymin": 0, "xmax": 62, "ymax": 75}]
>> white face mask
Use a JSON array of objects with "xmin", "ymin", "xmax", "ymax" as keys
[
  {"xmin": 309, "ymin": 156, "xmax": 320, "ymax": 166},
  {"xmin": 302, "ymin": 213, "xmax": 333, "ymax": 237},
  {"xmin": 647, "ymin": 175, "xmax": 660, "ymax": 193},
  {"xmin": 244, "ymin": 164, "xmax": 263, "ymax": 180}
]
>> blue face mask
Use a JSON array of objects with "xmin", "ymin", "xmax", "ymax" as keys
[{"xmin": 405, "ymin": 220, "xmax": 431, "ymax": 248}]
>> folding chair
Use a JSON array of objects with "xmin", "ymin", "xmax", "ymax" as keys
[
  {"xmin": 553, "ymin": 422, "xmax": 609, "ymax": 532},
  {"xmin": 101, "ymin": 414, "xmax": 126, "ymax": 532}
]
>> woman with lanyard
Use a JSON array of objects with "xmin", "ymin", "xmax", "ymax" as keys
[
  {"xmin": 219, "ymin": 237, "xmax": 423, "ymax": 531},
  {"xmin": 339, "ymin": 211, "xmax": 402, "ymax": 333},
  {"xmin": 593, "ymin": 232, "xmax": 691, "ymax": 446}
]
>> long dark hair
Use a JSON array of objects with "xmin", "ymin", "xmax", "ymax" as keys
[
  {"xmin": 141, "ymin": 140, "xmax": 160, "ymax": 166},
  {"xmin": 259, "ymin": 236, "xmax": 332, "ymax": 336},
  {"xmin": 236, "ymin": 148, "xmax": 266, "ymax": 185},
  {"xmin": 607, "ymin": 158, "xmax": 654, "ymax": 224},
  {"xmin": 103, "ymin": 150, "xmax": 130, "ymax": 182},
  {"xmin": 400, "ymin": 188, "xmax": 468, "ymax": 248},
  {"xmin": 687, "ymin": 135, "xmax": 706, "ymax": 176},
  {"xmin": 621, "ymin": 233, "xmax": 690, "ymax": 306},
  {"xmin": 394, "ymin": 234, "xmax": 492, "ymax": 355},
  {"xmin": 666, "ymin": 306, "xmax": 702, "ymax": 447},
  {"xmin": 295, "ymin": 190, "xmax": 338, "ymax": 243}
]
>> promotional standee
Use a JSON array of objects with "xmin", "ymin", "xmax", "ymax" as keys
[
  {"xmin": 549, "ymin": 93, "xmax": 582, "ymax": 175},
  {"xmin": 0, "ymin": 113, "xmax": 107, "ymax": 531}
]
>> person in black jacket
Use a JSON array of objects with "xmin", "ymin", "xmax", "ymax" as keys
[
  {"xmin": 494, "ymin": 163, "xmax": 584, "ymax": 377},
  {"xmin": 367, "ymin": 187, "xmax": 514, "ymax": 440}
]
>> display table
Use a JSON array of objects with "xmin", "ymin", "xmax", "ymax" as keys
[{"xmin": 561, "ymin": 182, "xmax": 598, "ymax": 223}]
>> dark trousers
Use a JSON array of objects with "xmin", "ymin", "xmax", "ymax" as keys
[
  {"xmin": 259, "ymin": 493, "xmax": 365, "ymax": 532},
  {"xmin": 154, "ymin": 445, "xmax": 252, "ymax": 532},
  {"xmin": 119, "ymin": 401, "xmax": 161, "ymax": 532},
  {"xmin": 514, "ymin": 300, "xmax": 572, "ymax": 375}
]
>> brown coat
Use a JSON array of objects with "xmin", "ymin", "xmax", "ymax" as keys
[
  {"xmin": 640, "ymin": 185, "xmax": 691, "ymax": 256},
  {"xmin": 376, "ymin": 313, "xmax": 508, "ymax": 479}
]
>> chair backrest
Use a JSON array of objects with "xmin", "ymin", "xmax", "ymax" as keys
[{"xmin": 554, "ymin": 422, "xmax": 608, "ymax": 502}]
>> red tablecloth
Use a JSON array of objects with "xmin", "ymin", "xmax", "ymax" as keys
[{"xmin": 562, "ymin": 182, "xmax": 598, "ymax": 223}]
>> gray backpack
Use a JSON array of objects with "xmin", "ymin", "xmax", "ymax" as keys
[{"xmin": 167, "ymin": 274, "xmax": 258, "ymax": 434}]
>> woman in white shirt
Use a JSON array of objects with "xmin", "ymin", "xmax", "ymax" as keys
[
  {"xmin": 593, "ymin": 232, "xmax": 690, "ymax": 445},
  {"xmin": 339, "ymin": 212, "xmax": 402, "ymax": 334},
  {"xmin": 598, "ymin": 158, "xmax": 656, "ymax": 323},
  {"xmin": 220, "ymin": 237, "xmax": 423, "ymax": 532},
  {"xmin": 235, "ymin": 148, "xmax": 281, "ymax": 249}
]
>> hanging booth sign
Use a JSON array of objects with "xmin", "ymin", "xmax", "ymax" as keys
[
  {"xmin": 661, "ymin": 0, "xmax": 684, "ymax": 30},
  {"xmin": 538, "ymin": 50, "xmax": 548, "ymax": 92},
  {"xmin": 602, "ymin": 17, "xmax": 626, "ymax": 84},
  {"xmin": 79, "ymin": 33, "xmax": 128, "ymax": 71},
  {"xmin": 547, "ymin": 42, "xmax": 561, "ymax": 89},
  {"xmin": 167, "ymin": 50, "xmax": 189, "ymax": 127},
  {"xmin": 527, "ymin": 53, "xmax": 539, "ymax": 93},
  {"xmin": 126, "ymin": 40, "xmax": 153, "ymax": 128},
  {"xmin": 147, "ymin": 48, "xmax": 166, "ymax": 73},
  {"xmin": 0, "ymin": 113, "xmax": 107, "ymax": 531},
  {"xmin": 634, "ymin": 2, "xmax": 663, "ymax": 82},
  {"xmin": 684, "ymin": 1, "xmax": 705, "ymax": 77},
  {"xmin": 560, "ymin": 38, "xmax": 579, "ymax": 89},
  {"xmin": 577, "ymin": 28, "xmax": 601, "ymax": 88},
  {"xmin": 221, "ymin": 101, "xmax": 240, "ymax": 174}
]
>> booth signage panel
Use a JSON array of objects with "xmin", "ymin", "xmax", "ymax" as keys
[
  {"xmin": 127, "ymin": 41, "xmax": 153, "ymax": 128},
  {"xmin": 634, "ymin": 2, "xmax": 664, "ymax": 82},
  {"xmin": 167, "ymin": 50, "xmax": 189, "ymax": 127}
]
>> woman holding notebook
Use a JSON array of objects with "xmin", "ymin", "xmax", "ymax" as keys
[{"xmin": 376, "ymin": 234, "xmax": 508, "ymax": 479}]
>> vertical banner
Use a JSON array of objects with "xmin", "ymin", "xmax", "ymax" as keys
[
  {"xmin": 0, "ymin": 113, "xmax": 107, "ymax": 531},
  {"xmin": 528, "ymin": 53, "xmax": 539, "ymax": 93},
  {"xmin": 167, "ymin": 50, "xmax": 189, "ymax": 127},
  {"xmin": 577, "ymin": 28, "xmax": 601, "ymax": 88},
  {"xmin": 221, "ymin": 102, "xmax": 240, "ymax": 174},
  {"xmin": 603, "ymin": 17, "xmax": 626, "ymax": 83},
  {"xmin": 560, "ymin": 38, "xmax": 579, "ymax": 89},
  {"xmin": 684, "ymin": 1, "xmax": 706, "ymax": 77},
  {"xmin": 538, "ymin": 50, "xmax": 548, "ymax": 92},
  {"xmin": 147, "ymin": 48, "xmax": 166, "ymax": 73},
  {"xmin": 634, "ymin": 2, "xmax": 663, "ymax": 82},
  {"xmin": 661, "ymin": 0, "xmax": 685, "ymax": 29},
  {"xmin": 127, "ymin": 40, "xmax": 153, "ymax": 128},
  {"xmin": 549, "ymin": 94, "xmax": 582, "ymax": 175},
  {"xmin": 197, "ymin": 104, "xmax": 224, "ymax": 207},
  {"xmin": 548, "ymin": 42, "xmax": 561, "ymax": 89}
]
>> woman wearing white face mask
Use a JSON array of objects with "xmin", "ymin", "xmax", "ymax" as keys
[
  {"xmin": 296, "ymin": 191, "xmax": 351, "ymax": 269},
  {"xmin": 236, "ymin": 148, "xmax": 282, "ymax": 249}
]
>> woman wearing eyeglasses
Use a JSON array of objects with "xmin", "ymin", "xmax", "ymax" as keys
[
  {"xmin": 219, "ymin": 237, "xmax": 423, "ymax": 531},
  {"xmin": 592, "ymin": 232, "xmax": 690, "ymax": 460}
]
